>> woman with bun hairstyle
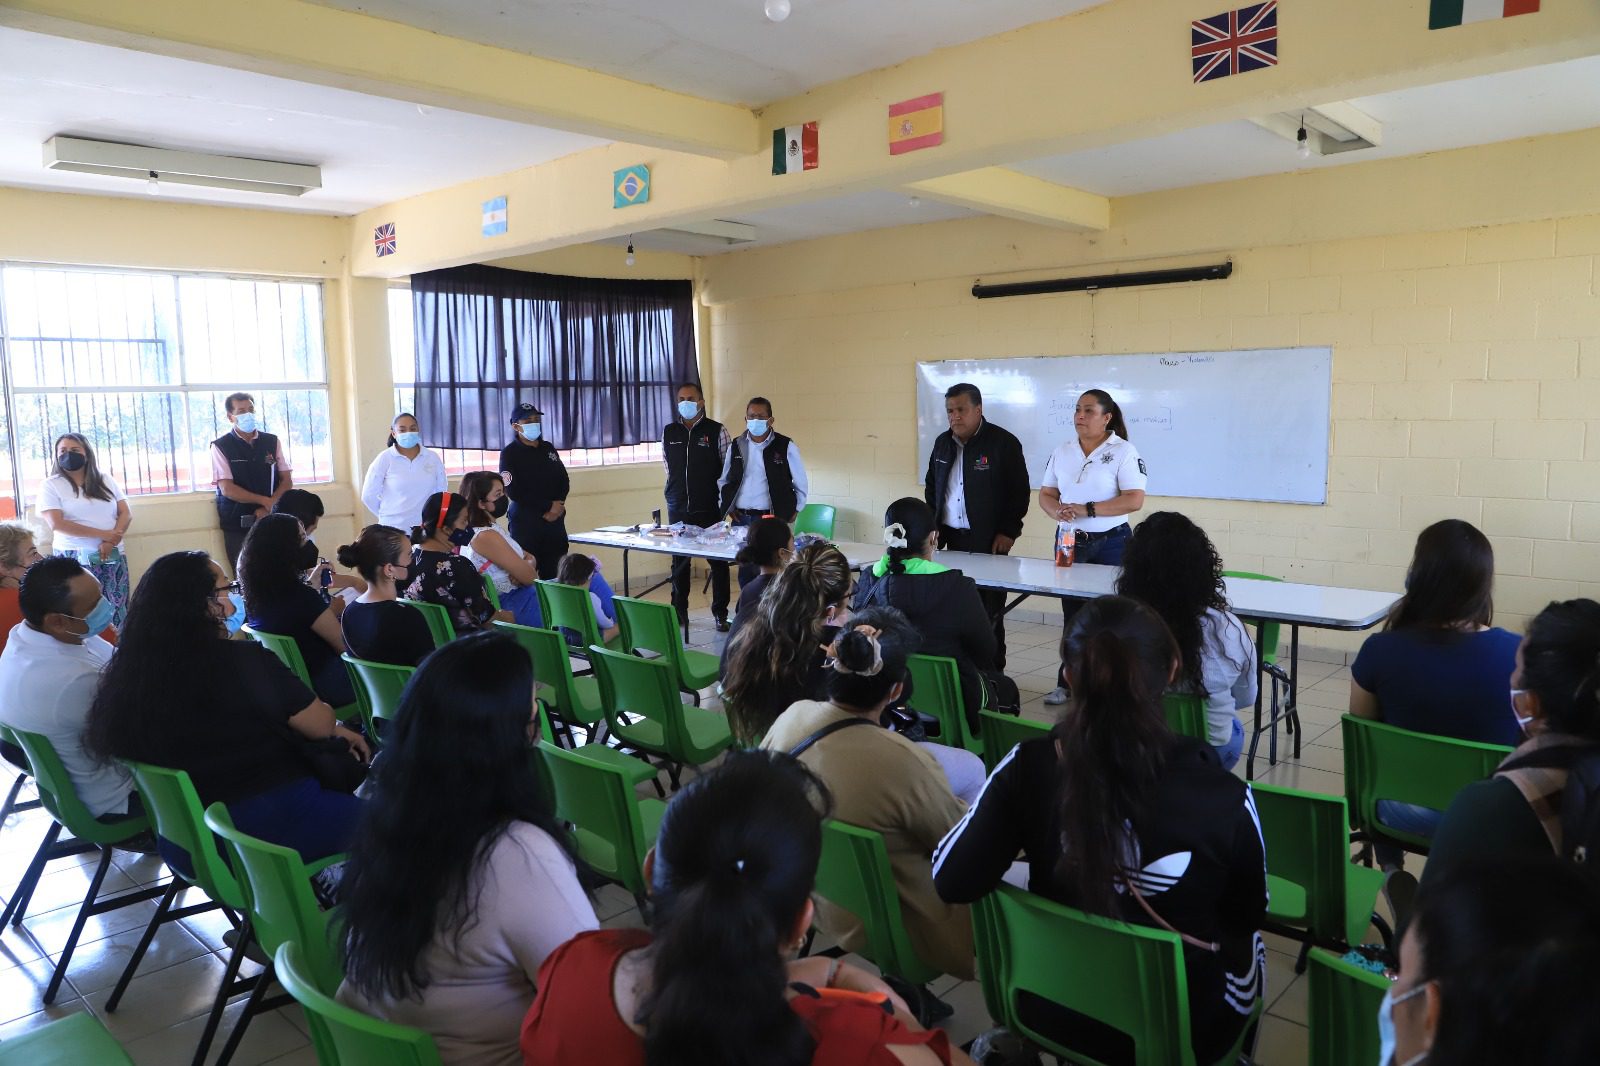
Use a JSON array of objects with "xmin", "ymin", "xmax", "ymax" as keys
[
  {"xmin": 727, "ymin": 516, "xmax": 793, "ymax": 640},
  {"xmin": 339, "ymin": 524, "xmax": 436, "ymax": 667},
  {"xmin": 520, "ymin": 749, "xmax": 969, "ymax": 1066},
  {"xmin": 406, "ymin": 490, "xmax": 511, "ymax": 634}
]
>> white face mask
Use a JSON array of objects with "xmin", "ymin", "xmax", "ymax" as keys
[
  {"xmin": 1511, "ymin": 688, "xmax": 1535, "ymax": 733},
  {"xmin": 1376, "ymin": 981, "xmax": 1431, "ymax": 1066}
]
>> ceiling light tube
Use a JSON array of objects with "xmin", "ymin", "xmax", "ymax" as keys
[{"xmin": 43, "ymin": 136, "xmax": 322, "ymax": 197}]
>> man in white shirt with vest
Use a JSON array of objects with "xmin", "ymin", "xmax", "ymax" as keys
[{"xmin": 717, "ymin": 396, "xmax": 810, "ymax": 527}]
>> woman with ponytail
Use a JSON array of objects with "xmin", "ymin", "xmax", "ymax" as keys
[
  {"xmin": 406, "ymin": 490, "xmax": 511, "ymax": 633},
  {"xmin": 932, "ymin": 596, "xmax": 1265, "ymax": 1064},
  {"xmin": 520, "ymin": 750, "xmax": 969, "ymax": 1066}
]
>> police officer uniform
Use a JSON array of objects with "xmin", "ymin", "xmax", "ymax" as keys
[{"xmin": 498, "ymin": 403, "xmax": 570, "ymax": 580}]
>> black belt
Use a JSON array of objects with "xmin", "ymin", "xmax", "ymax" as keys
[
  {"xmin": 1075, "ymin": 523, "xmax": 1131, "ymax": 543},
  {"xmin": 734, "ymin": 508, "xmax": 770, "ymax": 517}
]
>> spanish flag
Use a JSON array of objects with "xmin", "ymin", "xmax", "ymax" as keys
[{"xmin": 888, "ymin": 93, "xmax": 944, "ymax": 155}]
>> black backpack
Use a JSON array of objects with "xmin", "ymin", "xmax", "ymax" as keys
[{"xmin": 1499, "ymin": 744, "xmax": 1600, "ymax": 869}]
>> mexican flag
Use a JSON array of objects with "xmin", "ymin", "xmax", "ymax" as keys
[
  {"xmin": 772, "ymin": 122, "xmax": 818, "ymax": 175},
  {"xmin": 1429, "ymin": 0, "xmax": 1539, "ymax": 29}
]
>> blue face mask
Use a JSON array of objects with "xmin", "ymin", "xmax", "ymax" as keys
[
  {"xmin": 677, "ymin": 399, "xmax": 700, "ymax": 420},
  {"xmin": 394, "ymin": 431, "xmax": 421, "ymax": 449},
  {"xmin": 448, "ymin": 527, "xmax": 475, "ymax": 549},
  {"xmin": 519, "ymin": 422, "xmax": 543, "ymax": 442},
  {"xmin": 747, "ymin": 418, "xmax": 770, "ymax": 437},
  {"xmin": 223, "ymin": 591, "xmax": 246, "ymax": 635},
  {"xmin": 233, "ymin": 412, "xmax": 258, "ymax": 434},
  {"xmin": 1376, "ymin": 982, "xmax": 1430, "ymax": 1066},
  {"xmin": 67, "ymin": 595, "xmax": 116, "ymax": 637}
]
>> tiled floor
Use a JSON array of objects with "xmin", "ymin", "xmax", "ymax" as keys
[{"xmin": 0, "ymin": 574, "xmax": 1387, "ymax": 1064}]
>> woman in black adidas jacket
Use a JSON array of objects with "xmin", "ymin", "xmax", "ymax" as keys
[{"xmin": 931, "ymin": 595, "xmax": 1265, "ymax": 1064}]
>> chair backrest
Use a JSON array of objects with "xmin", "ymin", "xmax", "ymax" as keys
[
  {"xmin": 904, "ymin": 654, "xmax": 982, "ymax": 756},
  {"xmin": 974, "ymin": 882, "xmax": 1196, "ymax": 1066},
  {"xmin": 9, "ymin": 728, "xmax": 147, "ymax": 845},
  {"xmin": 793, "ymin": 503, "xmax": 837, "ymax": 539},
  {"xmin": 342, "ymin": 654, "xmax": 415, "ymax": 742},
  {"xmin": 120, "ymin": 760, "xmax": 243, "ymax": 909},
  {"xmin": 1221, "ymin": 570, "xmax": 1282, "ymax": 664},
  {"xmin": 613, "ymin": 595, "xmax": 685, "ymax": 669},
  {"xmin": 481, "ymin": 571, "xmax": 503, "ymax": 612},
  {"xmin": 1161, "ymin": 692, "xmax": 1209, "ymax": 743},
  {"xmin": 241, "ymin": 624, "xmax": 312, "ymax": 687},
  {"xmin": 1307, "ymin": 948, "xmax": 1388, "ymax": 1066},
  {"xmin": 977, "ymin": 710, "xmax": 1052, "ymax": 773},
  {"xmin": 1341, "ymin": 715, "xmax": 1511, "ymax": 847},
  {"xmin": 274, "ymin": 941, "xmax": 444, "ymax": 1066},
  {"xmin": 589, "ymin": 645, "xmax": 690, "ymax": 756},
  {"xmin": 397, "ymin": 598, "xmax": 456, "ymax": 647},
  {"xmin": 536, "ymin": 580, "xmax": 604, "ymax": 651},
  {"xmin": 204, "ymin": 802, "xmax": 342, "ymax": 993},
  {"xmin": 533, "ymin": 741, "xmax": 650, "ymax": 895},
  {"xmin": 493, "ymin": 621, "xmax": 582, "ymax": 719},
  {"xmin": 1251, "ymin": 782, "xmax": 1361, "ymax": 944},
  {"xmin": 813, "ymin": 820, "xmax": 941, "ymax": 986}
]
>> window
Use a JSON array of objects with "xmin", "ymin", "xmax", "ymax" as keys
[
  {"xmin": 387, "ymin": 286, "xmax": 663, "ymax": 474},
  {"xmin": 0, "ymin": 265, "xmax": 332, "ymax": 515}
]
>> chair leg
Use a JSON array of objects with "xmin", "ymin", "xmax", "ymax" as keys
[
  {"xmin": 213, "ymin": 959, "xmax": 273, "ymax": 1066},
  {"xmin": 1371, "ymin": 912, "xmax": 1396, "ymax": 954},
  {"xmin": 42, "ymin": 846, "xmax": 115, "ymax": 1005},
  {"xmin": 192, "ymin": 920, "xmax": 254, "ymax": 1066},
  {"xmin": 1, "ymin": 821, "xmax": 62, "ymax": 928},
  {"xmin": 1292, "ymin": 940, "xmax": 1312, "ymax": 976},
  {"xmin": 107, "ymin": 878, "xmax": 182, "ymax": 1011},
  {"xmin": 0, "ymin": 770, "xmax": 29, "ymax": 826}
]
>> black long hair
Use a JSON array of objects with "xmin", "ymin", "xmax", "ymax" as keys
[
  {"xmin": 87, "ymin": 551, "xmax": 229, "ymax": 763},
  {"xmin": 642, "ymin": 750, "xmax": 831, "ymax": 1066},
  {"xmin": 735, "ymin": 516, "xmax": 792, "ymax": 570},
  {"xmin": 1387, "ymin": 519, "xmax": 1496, "ymax": 633},
  {"xmin": 340, "ymin": 631, "xmax": 575, "ymax": 1001},
  {"xmin": 237, "ymin": 513, "xmax": 311, "ymax": 619},
  {"xmin": 1411, "ymin": 856, "xmax": 1600, "ymax": 1065},
  {"xmin": 458, "ymin": 471, "xmax": 505, "ymax": 530},
  {"xmin": 881, "ymin": 497, "xmax": 936, "ymax": 576},
  {"xmin": 1115, "ymin": 511, "xmax": 1229, "ymax": 698},
  {"xmin": 52, "ymin": 432, "xmax": 115, "ymax": 502},
  {"xmin": 824, "ymin": 606, "xmax": 920, "ymax": 710},
  {"xmin": 1081, "ymin": 389, "xmax": 1129, "ymax": 440},
  {"xmin": 413, "ymin": 491, "xmax": 469, "ymax": 546},
  {"xmin": 1055, "ymin": 595, "xmax": 1176, "ymax": 916},
  {"xmin": 1521, "ymin": 599, "xmax": 1600, "ymax": 740}
]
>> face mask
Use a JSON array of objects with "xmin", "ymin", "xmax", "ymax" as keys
[
  {"xmin": 677, "ymin": 399, "xmax": 699, "ymax": 420},
  {"xmin": 394, "ymin": 431, "xmax": 421, "ymax": 449},
  {"xmin": 491, "ymin": 497, "xmax": 509, "ymax": 520},
  {"xmin": 57, "ymin": 451, "xmax": 87, "ymax": 472},
  {"xmin": 223, "ymin": 591, "xmax": 246, "ymax": 635},
  {"xmin": 297, "ymin": 540, "xmax": 321, "ymax": 572},
  {"xmin": 1511, "ymin": 688, "xmax": 1535, "ymax": 733},
  {"xmin": 448, "ymin": 527, "xmax": 474, "ymax": 549},
  {"xmin": 65, "ymin": 595, "xmax": 116, "ymax": 637},
  {"xmin": 1376, "ymin": 982, "xmax": 1431, "ymax": 1066},
  {"xmin": 387, "ymin": 561, "xmax": 412, "ymax": 586},
  {"xmin": 234, "ymin": 412, "xmax": 258, "ymax": 434},
  {"xmin": 519, "ymin": 422, "xmax": 543, "ymax": 442},
  {"xmin": 747, "ymin": 418, "xmax": 769, "ymax": 437}
]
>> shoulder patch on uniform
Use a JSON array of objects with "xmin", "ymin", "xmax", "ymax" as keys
[{"xmin": 1138, "ymin": 458, "xmax": 1147, "ymax": 475}]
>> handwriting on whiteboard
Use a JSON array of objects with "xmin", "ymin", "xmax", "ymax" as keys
[{"xmin": 1158, "ymin": 354, "xmax": 1216, "ymax": 367}]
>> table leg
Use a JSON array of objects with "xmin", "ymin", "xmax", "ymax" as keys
[
  {"xmin": 622, "ymin": 549, "xmax": 631, "ymax": 597},
  {"xmin": 1290, "ymin": 625, "xmax": 1302, "ymax": 758},
  {"xmin": 1247, "ymin": 623, "xmax": 1267, "ymax": 781}
]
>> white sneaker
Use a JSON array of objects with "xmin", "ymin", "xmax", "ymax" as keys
[{"xmin": 1043, "ymin": 686, "xmax": 1069, "ymax": 705}]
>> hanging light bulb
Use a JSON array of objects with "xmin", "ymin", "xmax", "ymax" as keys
[
  {"xmin": 625, "ymin": 240, "xmax": 636, "ymax": 267},
  {"xmin": 765, "ymin": 0, "xmax": 791, "ymax": 21},
  {"xmin": 907, "ymin": 195, "xmax": 922, "ymax": 208},
  {"xmin": 146, "ymin": 170, "xmax": 160, "ymax": 195},
  {"xmin": 1296, "ymin": 121, "xmax": 1311, "ymax": 161}
]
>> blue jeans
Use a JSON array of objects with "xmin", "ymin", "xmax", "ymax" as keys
[
  {"xmin": 1214, "ymin": 716, "xmax": 1244, "ymax": 771},
  {"xmin": 157, "ymin": 776, "xmax": 361, "ymax": 881},
  {"xmin": 501, "ymin": 583, "xmax": 544, "ymax": 628},
  {"xmin": 1374, "ymin": 800, "xmax": 1442, "ymax": 871},
  {"xmin": 1057, "ymin": 523, "xmax": 1132, "ymax": 686}
]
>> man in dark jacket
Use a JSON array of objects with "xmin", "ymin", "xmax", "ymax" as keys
[
  {"xmin": 923, "ymin": 383, "xmax": 1030, "ymax": 669},
  {"xmin": 663, "ymin": 383, "xmax": 732, "ymax": 630}
]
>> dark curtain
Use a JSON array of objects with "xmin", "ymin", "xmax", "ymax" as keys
[{"xmin": 410, "ymin": 264, "xmax": 698, "ymax": 451}]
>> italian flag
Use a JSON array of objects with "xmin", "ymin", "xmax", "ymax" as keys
[
  {"xmin": 1429, "ymin": 0, "xmax": 1539, "ymax": 28},
  {"xmin": 772, "ymin": 122, "xmax": 818, "ymax": 175}
]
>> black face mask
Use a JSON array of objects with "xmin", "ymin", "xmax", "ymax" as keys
[
  {"xmin": 57, "ymin": 452, "xmax": 86, "ymax": 472},
  {"xmin": 297, "ymin": 540, "xmax": 320, "ymax": 572},
  {"xmin": 447, "ymin": 527, "xmax": 474, "ymax": 549},
  {"xmin": 388, "ymin": 561, "xmax": 412, "ymax": 586},
  {"xmin": 490, "ymin": 497, "xmax": 509, "ymax": 520}
]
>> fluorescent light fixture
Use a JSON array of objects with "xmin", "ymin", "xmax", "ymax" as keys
[
  {"xmin": 653, "ymin": 219, "xmax": 758, "ymax": 245},
  {"xmin": 1251, "ymin": 103, "xmax": 1382, "ymax": 157},
  {"xmin": 43, "ymin": 136, "xmax": 321, "ymax": 196}
]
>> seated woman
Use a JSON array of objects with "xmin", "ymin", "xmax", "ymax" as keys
[
  {"xmin": 852, "ymin": 498, "xmax": 1006, "ymax": 733},
  {"xmin": 1425, "ymin": 598, "xmax": 1600, "ymax": 889},
  {"xmin": 552, "ymin": 552, "xmax": 619, "ymax": 643},
  {"xmin": 728, "ymin": 516, "xmax": 793, "ymax": 639},
  {"xmin": 406, "ymin": 491, "xmax": 511, "ymax": 634},
  {"xmin": 86, "ymin": 551, "xmax": 368, "ymax": 864},
  {"xmin": 273, "ymin": 488, "xmax": 367, "ymax": 599},
  {"xmin": 932, "ymin": 596, "xmax": 1266, "ymax": 1065},
  {"xmin": 520, "ymin": 750, "xmax": 969, "ymax": 1066},
  {"xmin": 459, "ymin": 471, "xmax": 544, "ymax": 628},
  {"xmin": 239, "ymin": 513, "xmax": 357, "ymax": 707},
  {"xmin": 1351, "ymin": 519, "xmax": 1521, "ymax": 871},
  {"xmin": 339, "ymin": 632, "xmax": 596, "ymax": 1065},
  {"xmin": 1115, "ymin": 511, "xmax": 1257, "ymax": 771},
  {"xmin": 720, "ymin": 542, "xmax": 852, "ymax": 745},
  {"xmin": 338, "ymin": 525, "xmax": 436, "ymax": 668},
  {"xmin": 0, "ymin": 521, "xmax": 45, "ymax": 650},
  {"xmin": 1389, "ymin": 856, "xmax": 1600, "ymax": 1065},
  {"xmin": 763, "ymin": 607, "xmax": 976, "ymax": 982}
]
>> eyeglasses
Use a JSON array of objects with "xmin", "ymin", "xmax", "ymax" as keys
[{"xmin": 214, "ymin": 581, "xmax": 241, "ymax": 597}]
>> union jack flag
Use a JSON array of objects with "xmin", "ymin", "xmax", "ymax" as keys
[
  {"xmin": 374, "ymin": 222, "xmax": 397, "ymax": 257},
  {"xmin": 1192, "ymin": 2, "xmax": 1277, "ymax": 84}
]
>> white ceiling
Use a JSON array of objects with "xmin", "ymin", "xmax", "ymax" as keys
[
  {"xmin": 0, "ymin": 26, "xmax": 606, "ymax": 214},
  {"xmin": 309, "ymin": 0, "xmax": 1110, "ymax": 107},
  {"xmin": 1016, "ymin": 55, "xmax": 1600, "ymax": 197}
]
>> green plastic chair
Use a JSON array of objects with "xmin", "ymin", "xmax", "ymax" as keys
[
  {"xmin": 398, "ymin": 598, "xmax": 456, "ymax": 647},
  {"xmin": 1223, "ymin": 570, "xmax": 1299, "ymax": 772},
  {"xmin": 1252, "ymin": 782, "xmax": 1387, "ymax": 972},
  {"xmin": 275, "ymin": 941, "xmax": 445, "ymax": 1066},
  {"xmin": 5, "ymin": 729, "xmax": 167, "ymax": 1004},
  {"xmin": 204, "ymin": 803, "xmax": 345, "ymax": 1064},
  {"xmin": 613, "ymin": 595, "xmax": 720, "ymax": 702},
  {"xmin": 974, "ymin": 883, "xmax": 1262, "ymax": 1066},
  {"xmin": 978, "ymin": 710, "xmax": 1053, "ymax": 773},
  {"xmin": 813, "ymin": 819, "xmax": 942, "ymax": 986},
  {"xmin": 1162, "ymin": 692, "xmax": 1209, "ymax": 743},
  {"xmin": 482, "ymin": 571, "xmax": 503, "ymax": 612},
  {"xmin": 241, "ymin": 624, "xmax": 360, "ymax": 724},
  {"xmin": 1307, "ymin": 947, "xmax": 1390, "ymax": 1066},
  {"xmin": 905, "ymin": 654, "xmax": 983, "ymax": 757},
  {"xmin": 536, "ymin": 580, "xmax": 622, "ymax": 658},
  {"xmin": 1341, "ymin": 715, "xmax": 1512, "ymax": 858},
  {"xmin": 534, "ymin": 741, "xmax": 667, "ymax": 903},
  {"xmin": 342, "ymin": 654, "xmax": 416, "ymax": 744},
  {"xmin": 793, "ymin": 503, "xmax": 837, "ymax": 539},
  {"xmin": 589, "ymin": 645, "xmax": 734, "ymax": 789},
  {"xmin": 0, "ymin": 1011, "xmax": 134, "ymax": 1065}
]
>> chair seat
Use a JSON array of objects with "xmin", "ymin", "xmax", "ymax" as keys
[
  {"xmin": 614, "ymin": 704, "xmax": 733, "ymax": 761},
  {"xmin": 0, "ymin": 1012, "xmax": 134, "ymax": 1065},
  {"xmin": 679, "ymin": 649, "xmax": 720, "ymax": 691},
  {"xmin": 1266, "ymin": 874, "xmax": 1309, "ymax": 924},
  {"xmin": 565, "ymin": 742, "xmax": 658, "ymax": 787}
]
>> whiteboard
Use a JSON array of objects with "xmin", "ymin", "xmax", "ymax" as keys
[{"xmin": 915, "ymin": 348, "xmax": 1331, "ymax": 505}]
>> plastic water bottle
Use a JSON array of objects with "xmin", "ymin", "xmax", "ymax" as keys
[{"xmin": 1055, "ymin": 525, "xmax": 1076, "ymax": 568}]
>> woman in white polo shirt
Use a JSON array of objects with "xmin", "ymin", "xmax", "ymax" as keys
[
  {"xmin": 361, "ymin": 413, "xmax": 447, "ymax": 532},
  {"xmin": 36, "ymin": 433, "xmax": 132, "ymax": 631},
  {"xmin": 1037, "ymin": 388, "xmax": 1148, "ymax": 704}
]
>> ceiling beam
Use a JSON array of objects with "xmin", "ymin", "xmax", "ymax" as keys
[
  {"xmin": 0, "ymin": 0, "xmax": 760, "ymax": 158},
  {"xmin": 905, "ymin": 168, "xmax": 1108, "ymax": 231}
]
